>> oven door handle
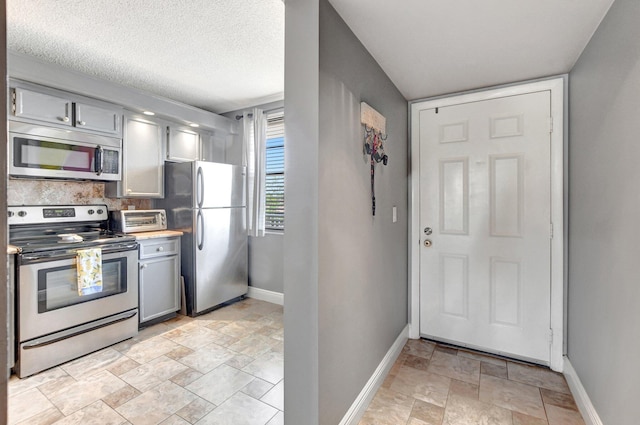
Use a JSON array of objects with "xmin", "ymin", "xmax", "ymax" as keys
[
  {"xmin": 19, "ymin": 242, "xmax": 139, "ymax": 264},
  {"xmin": 22, "ymin": 310, "xmax": 137, "ymax": 350}
]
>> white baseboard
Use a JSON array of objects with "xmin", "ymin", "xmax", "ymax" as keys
[
  {"xmin": 563, "ymin": 357, "xmax": 603, "ymax": 425},
  {"xmin": 339, "ymin": 324, "xmax": 410, "ymax": 425},
  {"xmin": 247, "ymin": 286, "xmax": 284, "ymax": 305}
]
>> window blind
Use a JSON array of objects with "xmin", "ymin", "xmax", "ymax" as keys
[{"xmin": 265, "ymin": 111, "xmax": 284, "ymax": 231}]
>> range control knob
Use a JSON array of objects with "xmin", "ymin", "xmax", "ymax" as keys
[
  {"xmin": 7, "ymin": 211, "xmax": 14, "ymax": 218},
  {"xmin": 97, "ymin": 209, "xmax": 104, "ymax": 215},
  {"xmin": 17, "ymin": 211, "xmax": 27, "ymax": 217},
  {"xmin": 87, "ymin": 209, "xmax": 95, "ymax": 215}
]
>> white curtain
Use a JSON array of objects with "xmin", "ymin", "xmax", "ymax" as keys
[{"xmin": 242, "ymin": 108, "xmax": 267, "ymax": 237}]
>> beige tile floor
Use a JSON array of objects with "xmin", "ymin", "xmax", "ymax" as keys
[
  {"xmin": 360, "ymin": 339, "xmax": 585, "ymax": 425},
  {"xmin": 8, "ymin": 298, "xmax": 284, "ymax": 425}
]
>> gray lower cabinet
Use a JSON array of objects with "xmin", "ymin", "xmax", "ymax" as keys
[{"xmin": 138, "ymin": 236, "xmax": 181, "ymax": 325}]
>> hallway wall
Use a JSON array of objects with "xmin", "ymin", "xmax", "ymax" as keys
[
  {"xmin": 283, "ymin": 0, "xmax": 408, "ymax": 423},
  {"xmin": 316, "ymin": 2, "xmax": 409, "ymax": 423},
  {"xmin": 568, "ymin": 0, "xmax": 640, "ymax": 423}
]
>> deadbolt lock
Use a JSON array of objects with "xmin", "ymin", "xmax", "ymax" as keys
[
  {"xmin": 424, "ymin": 239, "xmax": 432, "ymax": 248},
  {"xmin": 424, "ymin": 227, "xmax": 432, "ymax": 235}
]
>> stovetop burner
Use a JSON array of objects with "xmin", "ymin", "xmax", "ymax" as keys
[{"xmin": 8, "ymin": 204, "xmax": 136, "ymax": 254}]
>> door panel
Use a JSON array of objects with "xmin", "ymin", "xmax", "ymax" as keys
[
  {"xmin": 194, "ymin": 207, "xmax": 247, "ymax": 313},
  {"xmin": 419, "ymin": 91, "xmax": 552, "ymax": 363}
]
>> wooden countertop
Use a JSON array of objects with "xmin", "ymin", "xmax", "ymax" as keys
[
  {"xmin": 128, "ymin": 230, "xmax": 184, "ymax": 240},
  {"xmin": 7, "ymin": 245, "xmax": 19, "ymax": 255}
]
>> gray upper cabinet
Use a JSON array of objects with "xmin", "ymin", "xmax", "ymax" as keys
[
  {"xmin": 75, "ymin": 102, "xmax": 122, "ymax": 134},
  {"xmin": 10, "ymin": 81, "xmax": 122, "ymax": 136},
  {"xmin": 200, "ymin": 131, "xmax": 227, "ymax": 163},
  {"xmin": 13, "ymin": 87, "xmax": 73, "ymax": 127},
  {"xmin": 106, "ymin": 112, "xmax": 165, "ymax": 198},
  {"xmin": 167, "ymin": 126, "xmax": 201, "ymax": 162}
]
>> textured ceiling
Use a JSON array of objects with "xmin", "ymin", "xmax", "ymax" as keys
[
  {"xmin": 7, "ymin": 0, "xmax": 615, "ymax": 114},
  {"xmin": 7, "ymin": 0, "xmax": 285, "ymax": 114},
  {"xmin": 328, "ymin": 0, "xmax": 615, "ymax": 100}
]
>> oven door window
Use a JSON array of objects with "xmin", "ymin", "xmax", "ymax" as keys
[
  {"xmin": 37, "ymin": 257, "xmax": 128, "ymax": 313},
  {"xmin": 14, "ymin": 137, "xmax": 97, "ymax": 172}
]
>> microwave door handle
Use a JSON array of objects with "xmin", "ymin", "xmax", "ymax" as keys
[
  {"xmin": 197, "ymin": 210, "xmax": 204, "ymax": 251},
  {"xmin": 95, "ymin": 145, "xmax": 104, "ymax": 175}
]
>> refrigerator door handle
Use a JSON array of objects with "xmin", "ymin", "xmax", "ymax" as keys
[
  {"xmin": 197, "ymin": 209, "xmax": 204, "ymax": 251},
  {"xmin": 196, "ymin": 166, "xmax": 204, "ymax": 208}
]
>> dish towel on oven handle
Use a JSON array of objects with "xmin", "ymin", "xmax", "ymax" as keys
[{"xmin": 76, "ymin": 247, "xmax": 103, "ymax": 296}]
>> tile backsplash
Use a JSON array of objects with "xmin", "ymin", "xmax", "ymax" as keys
[{"xmin": 7, "ymin": 179, "xmax": 152, "ymax": 211}]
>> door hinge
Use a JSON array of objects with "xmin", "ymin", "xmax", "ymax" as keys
[
  {"xmin": 548, "ymin": 328, "xmax": 554, "ymax": 345},
  {"xmin": 550, "ymin": 223, "xmax": 554, "ymax": 239},
  {"xmin": 11, "ymin": 89, "xmax": 16, "ymax": 114},
  {"xmin": 549, "ymin": 117, "xmax": 553, "ymax": 133}
]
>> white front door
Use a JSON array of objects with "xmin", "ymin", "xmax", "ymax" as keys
[{"xmin": 418, "ymin": 91, "xmax": 552, "ymax": 363}]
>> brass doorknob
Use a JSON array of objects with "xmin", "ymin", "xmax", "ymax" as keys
[{"xmin": 424, "ymin": 239, "xmax": 432, "ymax": 247}]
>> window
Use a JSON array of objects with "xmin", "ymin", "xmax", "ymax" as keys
[{"xmin": 265, "ymin": 111, "xmax": 284, "ymax": 231}]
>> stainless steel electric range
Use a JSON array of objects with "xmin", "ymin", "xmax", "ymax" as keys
[{"xmin": 8, "ymin": 204, "xmax": 139, "ymax": 378}]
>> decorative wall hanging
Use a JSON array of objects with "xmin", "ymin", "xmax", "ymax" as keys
[{"xmin": 361, "ymin": 102, "xmax": 388, "ymax": 216}]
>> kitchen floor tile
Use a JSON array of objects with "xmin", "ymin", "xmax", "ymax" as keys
[
  {"xmin": 177, "ymin": 343, "xmax": 237, "ymax": 374},
  {"xmin": 8, "ymin": 387, "xmax": 55, "ymax": 424},
  {"xmin": 8, "ymin": 367, "xmax": 69, "ymax": 397},
  {"xmin": 159, "ymin": 416, "xmax": 191, "ymax": 425},
  {"xmin": 7, "ymin": 299, "xmax": 283, "ymax": 424},
  {"xmin": 427, "ymin": 350, "xmax": 481, "ymax": 385},
  {"xmin": 442, "ymin": 393, "xmax": 512, "ymax": 425},
  {"xmin": 265, "ymin": 411, "xmax": 284, "ymax": 425},
  {"xmin": 479, "ymin": 374, "xmax": 546, "ymax": 419},
  {"xmin": 51, "ymin": 400, "xmax": 128, "ymax": 425},
  {"xmin": 545, "ymin": 404, "xmax": 586, "ymax": 425},
  {"xmin": 175, "ymin": 397, "xmax": 216, "ymax": 423},
  {"xmin": 196, "ymin": 392, "xmax": 278, "ymax": 425},
  {"xmin": 402, "ymin": 338, "xmax": 436, "ymax": 359},
  {"xmin": 409, "ymin": 399, "xmax": 445, "ymax": 425},
  {"xmin": 120, "ymin": 355, "xmax": 189, "ymax": 392},
  {"xmin": 186, "ymin": 364, "xmax": 255, "ymax": 406},
  {"xmin": 241, "ymin": 350, "xmax": 284, "ymax": 384},
  {"xmin": 44, "ymin": 370, "xmax": 128, "ymax": 416},
  {"xmin": 102, "ymin": 385, "xmax": 142, "ymax": 409},
  {"xmin": 260, "ymin": 379, "xmax": 284, "ymax": 411},
  {"xmin": 508, "ymin": 362, "xmax": 571, "ymax": 394},
  {"xmin": 14, "ymin": 406, "xmax": 64, "ymax": 425},
  {"xmin": 390, "ymin": 365, "xmax": 451, "ymax": 407},
  {"xmin": 361, "ymin": 340, "xmax": 586, "ymax": 425},
  {"xmin": 241, "ymin": 378, "xmax": 274, "ymax": 399},
  {"xmin": 61, "ymin": 348, "xmax": 124, "ymax": 379},
  {"xmin": 118, "ymin": 336, "xmax": 181, "ymax": 365},
  {"xmin": 358, "ymin": 387, "xmax": 415, "ymax": 425},
  {"xmin": 115, "ymin": 381, "xmax": 198, "ymax": 425}
]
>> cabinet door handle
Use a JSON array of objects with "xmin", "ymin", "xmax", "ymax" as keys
[
  {"xmin": 78, "ymin": 120, "xmax": 86, "ymax": 126},
  {"xmin": 60, "ymin": 116, "xmax": 70, "ymax": 122},
  {"xmin": 157, "ymin": 246, "xmax": 164, "ymax": 252},
  {"xmin": 140, "ymin": 263, "xmax": 148, "ymax": 269}
]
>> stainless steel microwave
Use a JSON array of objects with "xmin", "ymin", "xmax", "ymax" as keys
[{"xmin": 8, "ymin": 122, "xmax": 122, "ymax": 181}]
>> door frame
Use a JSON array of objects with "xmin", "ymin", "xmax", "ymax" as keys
[{"xmin": 408, "ymin": 77, "xmax": 566, "ymax": 371}]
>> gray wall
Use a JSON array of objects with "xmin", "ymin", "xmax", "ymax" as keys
[
  {"xmin": 283, "ymin": 0, "xmax": 320, "ymax": 422},
  {"xmin": 284, "ymin": 0, "xmax": 408, "ymax": 423},
  {"xmin": 248, "ymin": 234, "xmax": 284, "ymax": 293},
  {"xmin": 223, "ymin": 102, "xmax": 285, "ymax": 294},
  {"xmin": 568, "ymin": 0, "xmax": 640, "ymax": 423},
  {"xmin": 317, "ymin": 1, "xmax": 409, "ymax": 424}
]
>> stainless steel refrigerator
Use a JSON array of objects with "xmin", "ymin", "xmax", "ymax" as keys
[{"xmin": 156, "ymin": 161, "xmax": 248, "ymax": 316}]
